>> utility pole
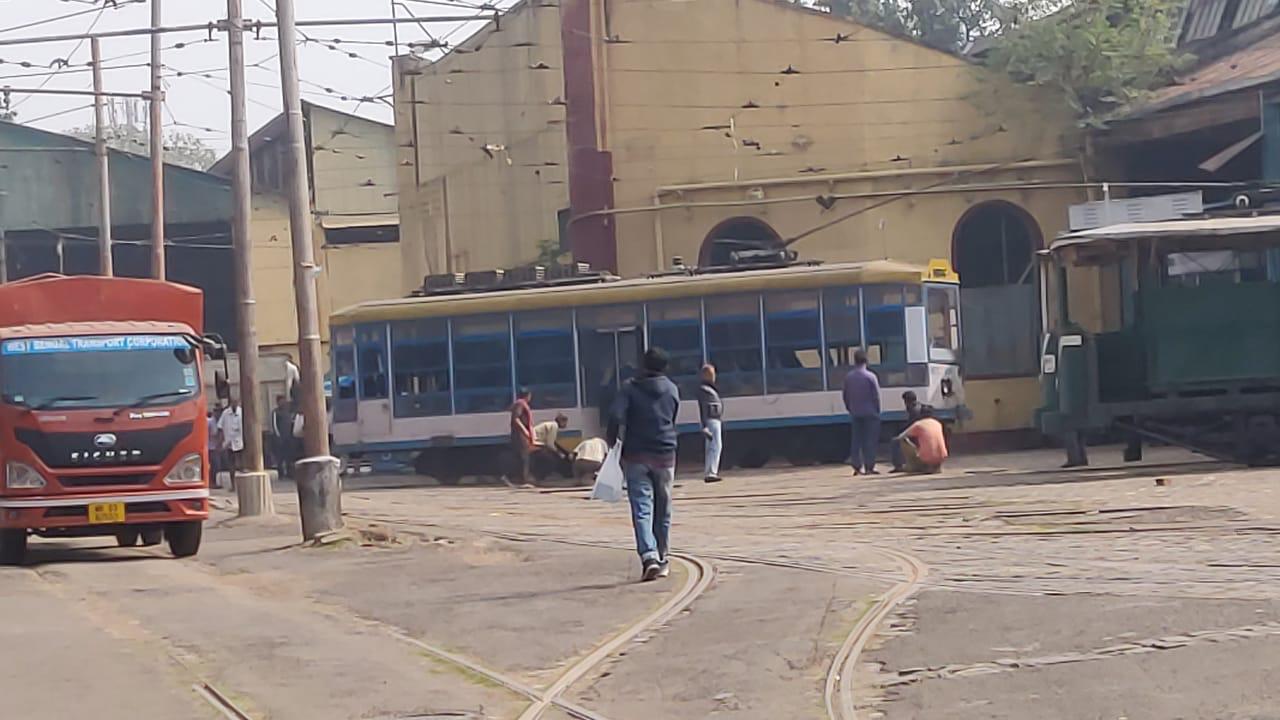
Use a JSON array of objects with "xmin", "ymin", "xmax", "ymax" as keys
[
  {"xmin": 91, "ymin": 38, "xmax": 113, "ymax": 277},
  {"xmin": 275, "ymin": 0, "xmax": 342, "ymax": 540},
  {"xmin": 227, "ymin": 0, "xmax": 272, "ymax": 517},
  {"xmin": 148, "ymin": 0, "xmax": 165, "ymax": 280}
]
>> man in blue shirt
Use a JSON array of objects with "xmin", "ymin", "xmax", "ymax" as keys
[
  {"xmin": 607, "ymin": 347, "xmax": 680, "ymax": 582},
  {"xmin": 842, "ymin": 349, "xmax": 882, "ymax": 476}
]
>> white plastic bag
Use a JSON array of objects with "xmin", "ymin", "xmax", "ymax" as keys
[{"xmin": 590, "ymin": 443, "xmax": 625, "ymax": 502}]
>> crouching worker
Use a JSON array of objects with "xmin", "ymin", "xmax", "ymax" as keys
[
  {"xmin": 573, "ymin": 436, "xmax": 608, "ymax": 485},
  {"xmin": 894, "ymin": 405, "xmax": 948, "ymax": 475}
]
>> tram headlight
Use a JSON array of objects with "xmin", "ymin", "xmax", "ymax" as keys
[
  {"xmin": 164, "ymin": 454, "xmax": 204, "ymax": 486},
  {"xmin": 940, "ymin": 378, "xmax": 955, "ymax": 398},
  {"xmin": 6, "ymin": 461, "xmax": 45, "ymax": 489}
]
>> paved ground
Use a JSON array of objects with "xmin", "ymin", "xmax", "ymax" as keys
[{"xmin": 5, "ymin": 446, "xmax": 1280, "ymax": 719}]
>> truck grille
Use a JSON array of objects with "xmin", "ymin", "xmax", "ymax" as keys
[
  {"xmin": 59, "ymin": 473, "xmax": 153, "ymax": 488},
  {"xmin": 16, "ymin": 424, "xmax": 192, "ymax": 469}
]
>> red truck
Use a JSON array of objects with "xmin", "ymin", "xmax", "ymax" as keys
[{"xmin": 0, "ymin": 274, "xmax": 223, "ymax": 565}]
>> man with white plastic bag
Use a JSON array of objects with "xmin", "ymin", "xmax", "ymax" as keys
[
  {"xmin": 590, "ymin": 442, "xmax": 625, "ymax": 501},
  {"xmin": 606, "ymin": 347, "xmax": 680, "ymax": 582}
]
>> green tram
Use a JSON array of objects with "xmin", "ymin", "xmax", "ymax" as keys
[{"xmin": 1038, "ymin": 214, "xmax": 1280, "ymax": 465}]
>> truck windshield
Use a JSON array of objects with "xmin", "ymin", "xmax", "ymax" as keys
[{"xmin": 0, "ymin": 334, "xmax": 200, "ymax": 411}]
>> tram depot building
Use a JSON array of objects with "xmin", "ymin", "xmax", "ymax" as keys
[{"xmin": 389, "ymin": 0, "xmax": 1106, "ymax": 442}]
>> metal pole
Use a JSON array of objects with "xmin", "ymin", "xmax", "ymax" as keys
[
  {"xmin": 91, "ymin": 38, "xmax": 113, "ymax": 277},
  {"xmin": 227, "ymin": 0, "xmax": 273, "ymax": 517},
  {"xmin": 149, "ymin": 0, "xmax": 165, "ymax": 280},
  {"xmin": 276, "ymin": 0, "xmax": 342, "ymax": 540}
]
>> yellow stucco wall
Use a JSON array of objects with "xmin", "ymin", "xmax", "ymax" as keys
[
  {"xmin": 309, "ymin": 105, "xmax": 400, "ymax": 219},
  {"xmin": 394, "ymin": 4, "xmax": 570, "ymax": 294},
  {"xmin": 389, "ymin": 0, "xmax": 1102, "ymax": 435}
]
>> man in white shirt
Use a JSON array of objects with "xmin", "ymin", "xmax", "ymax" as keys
[{"xmin": 218, "ymin": 398, "xmax": 245, "ymax": 483}]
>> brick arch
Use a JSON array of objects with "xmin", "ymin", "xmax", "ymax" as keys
[
  {"xmin": 698, "ymin": 216, "xmax": 783, "ymax": 267},
  {"xmin": 951, "ymin": 200, "xmax": 1043, "ymax": 289}
]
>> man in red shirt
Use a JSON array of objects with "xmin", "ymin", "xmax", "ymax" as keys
[
  {"xmin": 509, "ymin": 387, "xmax": 534, "ymax": 485},
  {"xmin": 894, "ymin": 405, "xmax": 948, "ymax": 474}
]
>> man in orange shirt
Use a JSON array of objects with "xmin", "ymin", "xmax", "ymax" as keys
[{"xmin": 894, "ymin": 405, "xmax": 948, "ymax": 474}]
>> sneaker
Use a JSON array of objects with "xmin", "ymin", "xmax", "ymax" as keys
[
  {"xmin": 642, "ymin": 559, "xmax": 662, "ymax": 582},
  {"xmin": 704, "ymin": 475, "xmax": 722, "ymax": 484},
  {"xmin": 866, "ymin": 469, "xmax": 881, "ymax": 476},
  {"xmin": 657, "ymin": 561, "xmax": 670, "ymax": 578}
]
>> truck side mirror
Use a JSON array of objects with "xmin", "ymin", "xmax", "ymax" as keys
[{"xmin": 201, "ymin": 334, "xmax": 228, "ymax": 361}]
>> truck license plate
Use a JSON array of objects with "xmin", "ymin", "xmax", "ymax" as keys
[{"xmin": 88, "ymin": 502, "xmax": 125, "ymax": 525}]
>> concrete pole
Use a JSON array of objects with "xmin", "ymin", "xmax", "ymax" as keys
[
  {"xmin": 275, "ymin": 0, "xmax": 342, "ymax": 540},
  {"xmin": 91, "ymin": 38, "xmax": 113, "ymax": 276},
  {"xmin": 148, "ymin": 0, "xmax": 166, "ymax": 279},
  {"xmin": 227, "ymin": 0, "xmax": 273, "ymax": 517}
]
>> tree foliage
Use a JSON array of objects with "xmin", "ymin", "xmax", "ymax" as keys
[
  {"xmin": 984, "ymin": 0, "xmax": 1191, "ymax": 125},
  {"xmin": 817, "ymin": 0, "xmax": 1039, "ymax": 51},
  {"xmin": 66, "ymin": 121, "xmax": 218, "ymax": 171}
]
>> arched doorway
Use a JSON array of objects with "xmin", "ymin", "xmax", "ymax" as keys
[
  {"xmin": 699, "ymin": 217, "xmax": 783, "ymax": 267},
  {"xmin": 951, "ymin": 201, "xmax": 1043, "ymax": 378}
]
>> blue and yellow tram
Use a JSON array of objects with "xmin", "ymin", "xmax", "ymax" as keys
[{"xmin": 330, "ymin": 259, "xmax": 964, "ymax": 481}]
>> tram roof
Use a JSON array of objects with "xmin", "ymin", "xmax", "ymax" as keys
[
  {"xmin": 334, "ymin": 259, "xmax": 954, "ymax": 325},
  {"xmin": 1049, "ymin": 214, "xmax": 1280, "ymax": 253}
]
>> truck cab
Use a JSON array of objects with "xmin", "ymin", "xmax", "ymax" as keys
[{"xmin": 0, "ymin": 274, "xmax": 221, "ymax": 565}]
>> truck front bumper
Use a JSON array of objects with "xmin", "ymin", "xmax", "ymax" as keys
[{"xmin": 0, "ymin": 488, "xmax": 209, "ymax": 530}]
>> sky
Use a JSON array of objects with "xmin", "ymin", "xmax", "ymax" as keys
[{"xmin": 0, "ymin": 0, "xmax": 506, "ymax": 154}]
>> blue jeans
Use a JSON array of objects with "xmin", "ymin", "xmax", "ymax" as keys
[
  {"xmin": 850, "ymin": 416, "xmax": 881, "ymax": 473},
  {"xmin": 625, "ymin": 460, "xmax": 674, "ymax": 563},
  {"xmin": 704, "ymin": 419, "xmax": 723, "ymax": 478}
]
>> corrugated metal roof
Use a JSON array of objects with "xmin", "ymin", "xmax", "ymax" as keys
[
  {"xmin": 1050, "ymin": 215, "xmax": 1280, "ymax": 251},
  {"xmin": 1134, "ymin": 20, "xmax": 1280, "ymax": 117}
]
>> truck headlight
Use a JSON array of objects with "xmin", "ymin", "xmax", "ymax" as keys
[
  {"xmin": 6, "ymin": 461, "xmax": 45, "ymax": 489},
  {"xmin": 164, "ymin": 454, "xmax": 204, "ymax": 486}
]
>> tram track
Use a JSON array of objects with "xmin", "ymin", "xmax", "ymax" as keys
[{"xmin": 824, "ymin": 548, "xmax": 928, "ymax": 720}]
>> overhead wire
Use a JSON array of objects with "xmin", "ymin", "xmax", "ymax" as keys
[
  {"xmin": 9, "ymin": 1, "xmax": 113, "ymax": 110},
  {"xmin": 0, "ymin": 0, "xmax": 144, "ymax": 37}
]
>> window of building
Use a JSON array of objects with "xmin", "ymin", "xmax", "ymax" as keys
[
  {"xmin": 451, "ymin": 314, "xmax": 513, "ymax": 414},
  {"xmin": 646, "ymin": 299, "xmax": 704, "ymax": 397},
  {"xmin": 764, "ymin": 291, "xmax": 823, "ymax": 393},
  {"xmin": 822, "ymin": 286, "xmax": 862, "ymax": 390},
  {"xmin": 705, "ymin": 294, "xmax": 764, "ymax": 397},
  {"xmin": 953, "ymin": 201, "xmax": 1041, "ymax": 378},
  {"xmin": 325, "ymin": 224, "xmax": 400, "ymax": 246},
  {"xmin": 514, "ymin": 310, "xmax": 577, "ymax": 410},
  {"xmin": 355, "ymin": 324, "xmax": 389, "ymax": 400},
  {"xmin": 390, "ymin": 319, "xmax": 451, "ymax": 418}
]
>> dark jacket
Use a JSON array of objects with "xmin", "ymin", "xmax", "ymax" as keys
[
  {"xmin": 697, "ymin": 382, "xmax": 723, "ymax": 426},
  {"xmin": 607, "ymin": 371, "xmax": 680, "ymax": 458}
]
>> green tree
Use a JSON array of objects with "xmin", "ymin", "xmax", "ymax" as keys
[
  {"xmin": 818, "ymin": 0, "xmax": 1040, "ymax": 51},
  {"xmin": 66, "ymin": 122, "xmax": 218, "ymax": 171},
  {"xmin": 984, "ymin": 0, "xmax": 1190, "ymax": 125}
]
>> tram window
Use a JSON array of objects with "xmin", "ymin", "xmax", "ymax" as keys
[
  {"xmin": 1165, "ymin": 250, "xmax": 1268, "ymax": 286},
  {"xmin": 764, "ymin": 291, "xmax": 823, "ymax": 393},
  {"xmin": 577, "ymin": 305, "xmax": 643, "ymax": 416},
  {"xmin": 647, "ymin": 300, "xmax": 704, "ymax": 398},
  {"xmin": 705, "ymin": 294, "xmax": 764, "ymax": 397},
  {"xmin": 451, "ymin": 314, "xmax": 513, "ymax": 414},
  {"xmin": 390, "ymin": 319, "xmax": 451, "ymax": 418},
  {"xmin": 927, "ymin": 285, "xmax": 961, "ymax": 362},
  {"xmin": 822, "ymin": 287, "xmax": 862, "ymax": 389},
  {"xmin": 514, "ymin": 310, "xmax": 577, "ymax": 409},
  {"xmin": 332, "ymin": 328, "xmax": 357, "ymax": 423},
  {"xmin": 863, "ymin": 286, "xmax": 908, "ymax": 369},
  {"xmin": 355, "ymin": 324, "xmax": 389, "ymax": 400}
]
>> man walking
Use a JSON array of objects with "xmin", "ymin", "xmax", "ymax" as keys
[
  {"xmin": 218, "ymin": 397, "xmax": 245, "ymax": 487},
  {"xmin": 842, "ymin": 349, "xmax": 881, "ymax": 476},
  {"xmin": 607, "ymin": 347, "xmax": 680, "ymax": 582},
  {"xmin": 271, "ymin": 395, "xmax": 293, "ymax": 479}
]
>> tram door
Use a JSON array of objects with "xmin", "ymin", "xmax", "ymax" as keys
[{"xmin": 581, "ymin": 326, "xmax": 642, "ymax": 428}]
